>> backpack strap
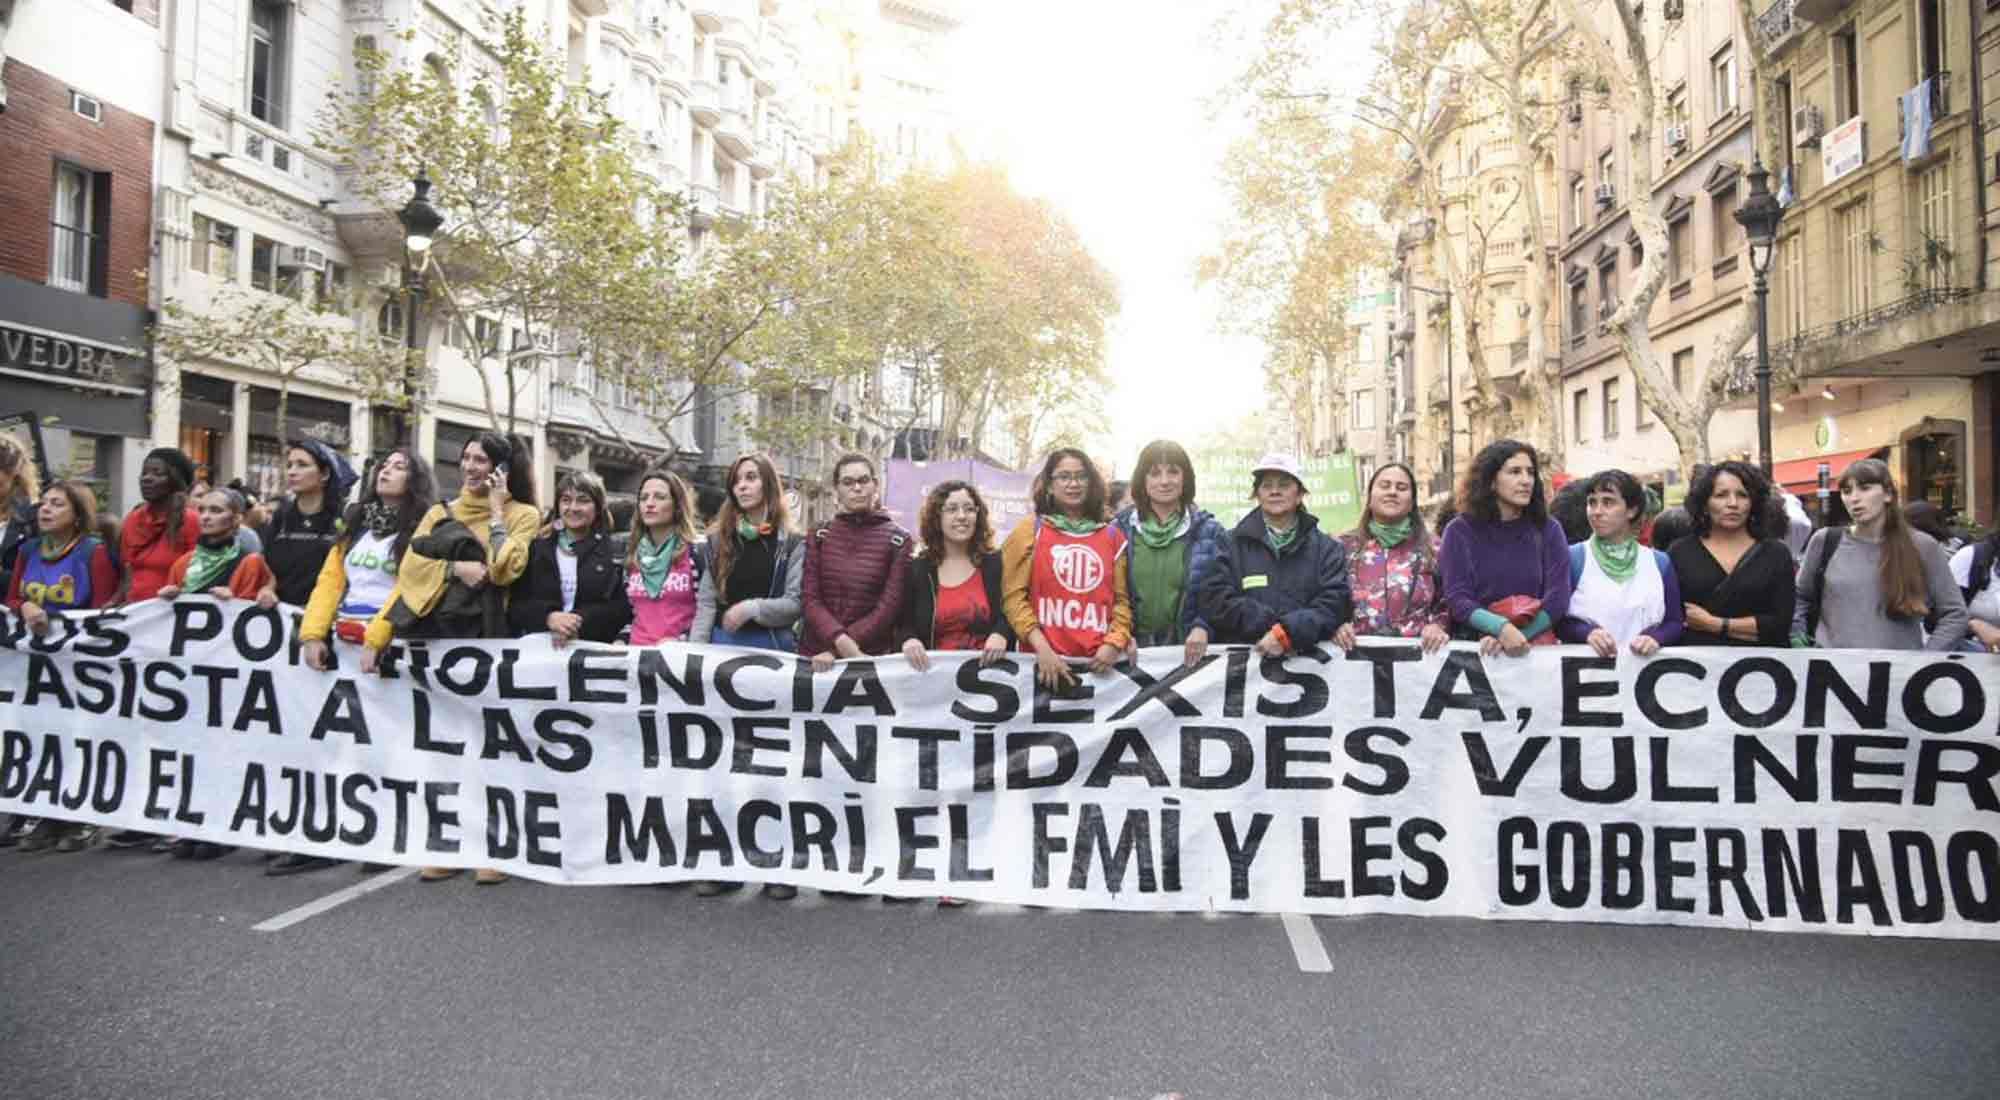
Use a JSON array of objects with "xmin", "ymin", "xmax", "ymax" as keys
[
  {"xmin": 1568, "ymin": 543, "xmax": 1586, "ymax": 588},
  {"xmin": 1804, "ymin": 528, "xmax": 1843, "ymax": 639}
]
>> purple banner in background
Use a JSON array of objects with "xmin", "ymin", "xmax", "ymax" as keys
[{"xmin": 883, "ymin": 458, "xmax": 1035, "ymax": 546}]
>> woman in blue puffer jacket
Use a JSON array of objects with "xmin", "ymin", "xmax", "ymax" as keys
[{"xmin": 1113, "ymin": 439, "xmax": 1228, "ymax": 668}]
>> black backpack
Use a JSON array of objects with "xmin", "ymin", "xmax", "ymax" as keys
[{"xmin": 1802, "ymin": 528, "xmax": 1843, "ymax": 640}]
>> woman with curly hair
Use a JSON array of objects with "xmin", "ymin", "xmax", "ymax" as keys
[
  {"xmin": 1791, "ymin": 458, "xmax": 1966, "ymax": 651},
  {"xmin": 898, "ymin": 479, "xmax": 1012, "ymax": 670},
  {"xmin": 0, "ymin": 434, "xmax": 40, "ymax": 602},
  {"xmin": 1000, "ymin": 447, "xmax": 1132, "ymax": 689},
  {"xmin": 1438, "ymin": 440, "xmax": 1569, "ymax": 657},
  {"xmin": 1668, "ymin": 460, "xmax": 1795, "ymax": 647}
]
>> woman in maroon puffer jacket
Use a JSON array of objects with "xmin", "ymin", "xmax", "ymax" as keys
[{"xmin": 803, "ymin": 452, "xmax": 913, "ymax": 670}]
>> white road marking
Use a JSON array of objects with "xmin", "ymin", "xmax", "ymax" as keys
[
  {"xmin": 252, "ymin": 867, "xmax": 418, "ymax": 932},
  {"xmin": 1280, "ymin": 912, "xmax": 1333, "ymax": 973}
]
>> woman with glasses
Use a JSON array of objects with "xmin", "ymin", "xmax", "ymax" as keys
[
  {"xmin": 801, "ymin": 452, "xmax": 911, "ymax": 671},
  {"xmin": 1001, "ymin": 448, "xmax": 1132, "ymax": 689}
]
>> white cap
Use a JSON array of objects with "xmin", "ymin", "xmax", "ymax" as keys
[{"xmin": 1251, "ymin": 453, "xmax": 1307, "ymax": 491}]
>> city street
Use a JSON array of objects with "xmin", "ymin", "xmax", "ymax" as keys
[{"xmin": 3, "ymin": 846, "xmax": 1996, "ymax": 1099}]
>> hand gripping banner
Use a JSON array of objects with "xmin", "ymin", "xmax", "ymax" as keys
[{"xmin": 3, "ymin": 600, "xmax": 1997, "ymax": 939}]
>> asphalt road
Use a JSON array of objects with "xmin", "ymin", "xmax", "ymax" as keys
[{"xmin": 3, "ymin": 843, "xmax": 1997, "ymax": 1100}]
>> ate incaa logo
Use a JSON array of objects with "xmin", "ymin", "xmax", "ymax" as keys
[{"xmin": 1050, "ymin": 543, "xmax": 1105, "ymax": 595}]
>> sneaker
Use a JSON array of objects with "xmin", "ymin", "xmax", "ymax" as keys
[
  {"xmin": 265, "ymin": 854, "xmax": 340, "ymax": 877},
  {"xmin": 692, "ymin": 880, "xmax": 741, "ymax": 897},
  {"xmin": 0, "ymin": 816, "xmax": 38, "ymax": 847},
  {"xmin": 56, "ymin": 824, "xmax": 100, "ymax": 853},
  {"xmin": 762, "ymin": 883, "xmax": 797, "ymax": 901},
  {"xmin": 152, "ymin": 836, "xmax": 180, "ymax": 854},
  {"xmin": 16, "ymin": 820, "xmax": 61, "ymax": 853},
  {"xmin": 105, "ymin": 829, "xmax": 155, "ymax": 850},
  {"xmin": 473, "ymin": 868, "xmax": 509, "ymax": 885},
  {"xmin": 937, "ymin": 896, "xmax": 967, "ymax": 908},
  {"xmin": 418, "ymin": 866, "xmax": 463, "ymax": 882}
]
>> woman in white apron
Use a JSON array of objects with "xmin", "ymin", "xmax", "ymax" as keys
[{"xmin": 1557, "ymin": 469, "xmax": 1683, "ymax": 656}]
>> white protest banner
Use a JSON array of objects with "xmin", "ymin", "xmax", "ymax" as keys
[{"xmin": 2, "ymin": 600, "xmax": 1997, "ymax": 939}]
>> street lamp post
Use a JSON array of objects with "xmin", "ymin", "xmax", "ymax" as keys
[
  {"xmin": 395, "ymin": 169, "xmax": 444, "ymax": 449},
  {"xmin": 1408, "ymin": 283, "xmax": 1454, "ymax": 493},
  {"xmin": 1733, "ymin": 155, "xmax": 1784, "ymax": 477}
]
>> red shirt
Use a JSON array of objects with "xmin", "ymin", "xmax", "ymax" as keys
[
  {"xmin": 120, "ymin": 505, "xmax": 200, "ymax": 602},
  {"xmin": 933, "ymin": 570, "xmax": 990, "ymax": 651}
]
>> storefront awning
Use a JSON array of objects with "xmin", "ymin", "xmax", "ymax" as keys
[{"xmin": 1771, "ymin": 447, "xmax": 1886, "ymax": 492}]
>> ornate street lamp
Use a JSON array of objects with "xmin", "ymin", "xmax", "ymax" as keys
[
  {"xmin": 1734, "ymin": 155, "xmax": 1784, "ymax": 476},
  {"xmin": 393, "ymin": 170, "xmax": 445, "ymax": 446}
]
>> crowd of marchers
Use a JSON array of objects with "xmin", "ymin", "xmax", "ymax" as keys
[{"xmin": 1, "ymin": 429, "xmax": 1995, "ymax": 895}]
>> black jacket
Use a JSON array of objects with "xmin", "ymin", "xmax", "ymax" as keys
[
  {"xmin": 388, "ymin": 520, "xmax": 506, "ymax": 638},
  {"xmin": 259, "ymin": 504, "xmax": 342, "ymax": 606},
  {"xmin": 0, "ymin": 499, "xmax": 33, "ymax": 603},
  {"xmin": 1198, "ymin": 509, "xmax": 1352, "ymax": 648},
  {"xmin": 896, "ymin": 551, "xmax": 1014, "ymax": 650},
  {"xmin": 506, "ymin": 532, "xmax": 632, "ymax": 643}
]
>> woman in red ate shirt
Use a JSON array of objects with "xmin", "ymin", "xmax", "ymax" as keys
[{"xmin": 896, "ymin": 479, "xmax": 1013, "ymax": 907}]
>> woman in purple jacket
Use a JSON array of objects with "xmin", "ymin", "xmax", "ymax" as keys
[
  {"xmin": 1439, "ymin": 440, "xmax": 1570, "ymax": 658},
  {"xmin": 802, "ymin": 452, "xmax": 912, "ymax": 671}
]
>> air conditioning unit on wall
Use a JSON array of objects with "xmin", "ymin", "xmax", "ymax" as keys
[{"xmin": 277, "ymin": 245, "xmax": 327, "ymax": 271}]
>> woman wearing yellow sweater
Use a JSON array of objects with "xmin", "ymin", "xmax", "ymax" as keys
[{"xmin": 356, "ymin": 435, "xmax": 538, "ymax": 885}]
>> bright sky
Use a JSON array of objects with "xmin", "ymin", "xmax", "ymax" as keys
[{"xmin": 946, "ymin": 0, "xmax": 1271, "ymax": 464}]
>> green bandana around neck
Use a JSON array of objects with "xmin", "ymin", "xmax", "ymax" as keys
[
  {"xmin": 636, "ymin": 533, "xmax": 681, "ymax": 599},
  {"xmin": 182, "ymin": 540, "xmax": 244, "ymax": 594},
  {"xmin": 1265, "ymin": 521, "xmax": 1299, "ymax": 553},
  {"xmin": 558, "ymin": 529, "xmax": 581, "ymax": 554},
  {"xmin": 39, "ymin": 532, "xmax": 83, "ymax": 561},
  {"xmin": 736, "ymin": 518, "xmax": 768, "ymax": 542},
  {"xmin": 1368, "ymin": 515, "xmax": 1414, "ymax": 548},
  {"xmin": 1136, "ymin": 511, "xmax": 1183, "ymax": 549},
  {"xmin": 1589, "ymin": 534, "xmax": 1641, "ymax": 583},
  {"xmin": 1046, "ymin": 514, "xmax": 1105, "ymax": 536}
]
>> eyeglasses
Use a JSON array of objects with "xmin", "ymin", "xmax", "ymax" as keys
[
  {"xmin": 1050, "ymin": 471, "xmax": 1090, "ymax": 484},
  {"xmin": 838, "ymin": 476, "xmax": 875, "ymax": 489}
]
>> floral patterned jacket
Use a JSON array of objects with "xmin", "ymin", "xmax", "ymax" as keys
[{"xmin": 1335, "ymin": 533, "xmax": 1449, "ymax": 638}]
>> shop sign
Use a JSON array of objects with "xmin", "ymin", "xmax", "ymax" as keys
[
  {"xmin": 1823, "ymin": 118, "xmax": 1866, "ymax": 186},
  {"xmin": 0, "ymin": 323, "xmax": 141, "ymax": 389},
  {"xmin": 1814, "ymin": 416, "xmax": 1838, "ymax": 451}
]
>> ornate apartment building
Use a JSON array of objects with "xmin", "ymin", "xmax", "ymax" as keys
[
  {"xmin": 14, "ymin": 0, "xmax": 958, "ymax": 517},
  {"xmin": 1387, "ymin": 82, "xmax": 1564, "ymax": 504},
  {"xmin": 0, "ymin": 0, "xmax": 163, "ymax": 515},
  {"xmin": 1734, "ymin": 0, "xmax": 1994, "ymax": 524},
  {"xmin": 1557, "ymin": 0, "xmax": 1757, "ymax": 496}
]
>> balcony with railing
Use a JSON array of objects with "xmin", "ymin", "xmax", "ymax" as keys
[
  {"xmin": 1723, "ymin": 286, "xmax": 1976, "ymax": 396},
  {"xmin": 1753, "ymin": 0, "xmax": 1802, "ymax": 53},
  {"xmin": 690, "ymin": 79, "xmax": 722, "ymax": 124}
]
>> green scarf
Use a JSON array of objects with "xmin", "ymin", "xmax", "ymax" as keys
[
  {"xmin": 1136, "ymin": 511, "xmax": 1183, "ymax": 550},
  {"xmin": 1264, "ymin": 520, "xmax": 1299, "ymax": 553},
  {"xmin": 557, "ymin": 529, "xmax": 581, "ymax": 554},
  {"xmin": 736, "ymin": 519, "xmax": 768, "ymax": 542},
  {"xmin": 1589, "ymin": 534, "xmax": 1640, "ymax": 583},
  {"xmin": 1046, "ymin": 514, "xmax": 1105, "ymax": 536},
  {"xmin": 635, "ymin": 533, "xmax": 681, "ymax": 599},
  {"xmin": 182, "ymin": 538, "xmax": 244, "ymax": 594},
  {"xmin": 39, "ymin": 532, "xmax": 83, "ymax": 561},
  {"xmin": 1368, "ymin": 516, "xmax": 1414, "ymax": 548}
]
